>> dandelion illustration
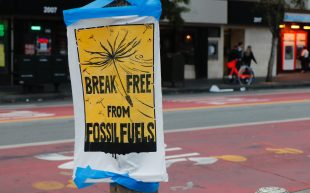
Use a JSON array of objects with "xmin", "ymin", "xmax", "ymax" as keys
[
  {"xmin": 143, "ymin": 24, "xmax": 153, "ymax": 34},
  {"xmin": 96, "ymin": 98, "xmax": 106, "ymax": 111},
  {"xmin": 82, "ymin": 31, "xmax": 141, "ymax": 107},
  {"xmin": 82, "ymin": 68, "xmax": 90, "ymax": 75}
]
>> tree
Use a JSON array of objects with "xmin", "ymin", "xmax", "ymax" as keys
[
  {"xmin": 290, "ymin": 0, "xmax": 306, "ymax": 8},
  {"xmin": 160, "ymin": 0, "xmax": 190, "ymax": 27},
  {"xmin": 160, "ymin": 0, "xmax": 190, "ymax": 50},
  {"xmin": 259, "ymin": 0, "xmax": 304, "ymax": 82},
  {"xmin": 160, "ymin": 0, "xmax": 190, "ymax": 85}
]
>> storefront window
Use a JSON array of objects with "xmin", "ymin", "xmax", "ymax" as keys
[
  {"xmin": 285, "ymin": 46, "xmax": 293, "ymax": 60},
  {"xmin": 15, "ymin": 20, "xmax": 68, "ymax": 56}
]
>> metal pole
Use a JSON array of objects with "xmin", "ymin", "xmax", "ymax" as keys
[{"xmin": 106, "ymin": 1, "xmax": 159, "ymax": 192}]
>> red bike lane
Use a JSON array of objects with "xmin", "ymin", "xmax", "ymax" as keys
[{"xmin": 1, "ymin": 119, "xmax": 310, "ymax": 193}]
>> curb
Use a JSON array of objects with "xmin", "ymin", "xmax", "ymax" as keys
[{"xmin": 0, "ymin": 93, "xmax": 72, "ymax": 104}]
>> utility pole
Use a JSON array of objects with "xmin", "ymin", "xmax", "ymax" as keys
[{"xmin": 105, "ymin": 1, "xmax": 159, "ymax": 193}]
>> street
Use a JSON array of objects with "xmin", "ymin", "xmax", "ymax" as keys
[{"xmin": 1, "ymin": 88, "xmax": 310, "ymax": 193}]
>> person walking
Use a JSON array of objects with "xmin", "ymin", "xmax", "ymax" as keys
[
  {"xmin": 242, "ymin": 45, "xmax": 257, "ymax": 67},
  {"xmin": 300, "ymin": 46, "xmax": 309, "ymax": 73}
]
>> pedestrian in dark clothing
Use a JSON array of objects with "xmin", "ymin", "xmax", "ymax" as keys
[
  {"xmin": 237, "ymin": 42, "xmax": 243, "ymax": 59},
  {"xmin": 236, "ymin": 42, "xmax": 244, "ymax": 69},
  {"xmin": 228, "ymin": 45, "xmax": 239, "ymax": 62},
  {"xmin": 243, "ymin": 45, "xmax": 257, "ymax": 67},
  {"xmin": 228, "ymin": 43, "xmax": 243, "ymax": 69},
  {"xmin": 300, "ymin": 46, "xmax": 309, "ymax": 73}
]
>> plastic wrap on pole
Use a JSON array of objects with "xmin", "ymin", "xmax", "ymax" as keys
[{"xmin": 63, "ymin": 0, "xmax": 162, "ymax": 26}]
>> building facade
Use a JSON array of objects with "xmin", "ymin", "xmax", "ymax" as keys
[
  {"xmin": 0, "ymin": 0, "xmax": 93, "ymax": 86},
  {"xmin": 162, "ymin": 0, "xmax": 274, "ymax": 82},
  {"xmin": 1, "ymin": 0, "xmax": 310, "ymax": 87},
  {"xmin": 175, "ymin": 0, "xmax": 310, "ymax": 82},
  {"xmin": 226, "ymin": 0, "xmax": 274, "ymax": 78}
]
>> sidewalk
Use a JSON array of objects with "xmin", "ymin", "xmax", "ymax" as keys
[
  {"xmin": 1, "ymin": 72, "xmax": 310, "ymax": 104},
  {"xmin": 163, "ymin": 72, "xmax": 310, "ymax": 94}
]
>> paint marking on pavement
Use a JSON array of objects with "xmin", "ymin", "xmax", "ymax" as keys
[
  {"xmin": 32, "ymin": 181, "xmax": 64, "ymax": 191},
  {"xmin": 188, "ymin": 157, "xmax": 218, "ymax": 165},
  {"xmin": 0, "ymin": 111, "xmax": 55, "ymax": 120},
  {"xmin": 166, "ymin": 153, "xmax": 200, "ymax": 159},
  {"xmin": 165, "ymin": 147, "xmax": 182, "ymax": 152},
  {"xmin": 0, "ymin": 115, "xmax": 73, "ymax": 124},
  {"xmin": 213, "ymin": 155, "xmax": 247, "ymax": 162},
  {"xmin": 266, "ymin": 148, "xmax": 304, "ymax": 155},
  {"xmin": 164, "ymin": 99, "xmax": 310, "ymax": 112},
  {"xmin": 166, "ymin": 158, "xmax": 187, "ymax": 168},
  {"xmin": 35, "ymin": 153, "xmax": 73, "ymax": 161},
  {"xmin": 66, "ymin": 180, "xmax": 77, "ymax": 189}
]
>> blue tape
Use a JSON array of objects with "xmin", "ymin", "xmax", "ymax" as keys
[
  {"xmin": 63, "ymin": 0, "xmax": 162, "ymax": 26},
  {"xmin": 74, "ymin": 166, "xmax": 159, "ymax": 192}
]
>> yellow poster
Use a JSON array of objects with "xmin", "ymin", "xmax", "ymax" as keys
[
  {"xmin": 0, "ymin": 44, "xmax": 5, "ymax": 67},
  {"xmin": 75, "ymin": 24, "xmax": 156, "ymax": 154}
]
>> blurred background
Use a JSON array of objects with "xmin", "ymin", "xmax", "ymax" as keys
[{"xmin": 1, "ymin": 0, "xmax": 310, "ymax": 91}]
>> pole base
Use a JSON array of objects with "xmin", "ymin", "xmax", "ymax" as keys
[{"xmin": 110, "ymin": 184, "xmax": 158, "ymax": 193}]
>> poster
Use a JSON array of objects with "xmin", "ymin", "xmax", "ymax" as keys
[
  {"xmin": 64, "ymin": 0, "xmax": 167, "ymax": 191},
  {"xmin": 76, "ymin": 24, "xmax": 157, "ymax": 155}
]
